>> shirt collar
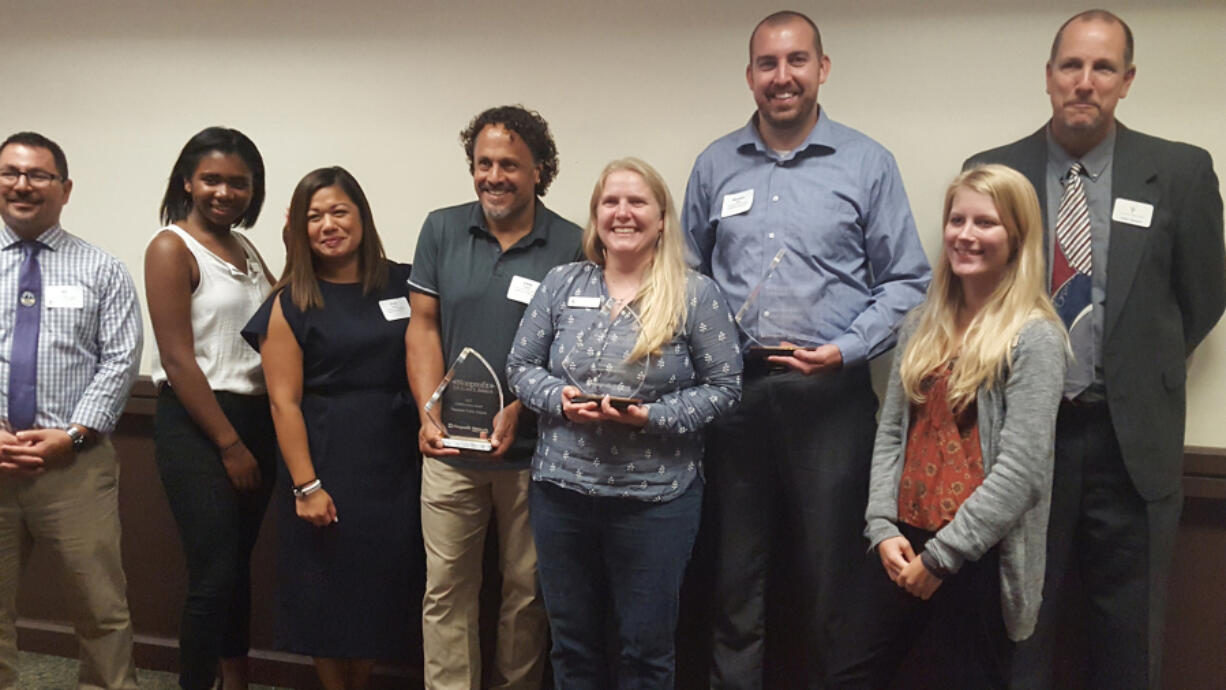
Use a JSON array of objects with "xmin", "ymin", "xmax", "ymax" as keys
[
  {"xmin": 2, "ymin": 223, "xmax": 65, "ymax": 251},
  {"xmin": 736, "ymin": 107, "xmax": 836, "ymax": 162},
  {"xmin": 467, "ymin": 198, "xmax": 552, "ymax": 249},
  {"xmin": 1046, "ymin": 123, "xmax": 1116, "ymax": 182}
]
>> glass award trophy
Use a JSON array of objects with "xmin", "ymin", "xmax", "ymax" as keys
[
  {"xmin": 561, "ymin": 298, "xmax": 652, "ymax": 411},
  {"xmin": 734, "ymin": 248, "xmax": 814, "ymax": 359},
  {"xmin": 423, "ymin": 347, "xmax": 505, "ymax": 452}
]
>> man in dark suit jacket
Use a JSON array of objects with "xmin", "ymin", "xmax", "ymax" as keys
[{"xmin": 966, "ymin": 10, "xmax": 1225, "ymax": 690}]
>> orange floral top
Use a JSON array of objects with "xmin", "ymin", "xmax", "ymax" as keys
[{"xmin": 897, "ymin": 363, "xmax": 984, "ymax": 531}]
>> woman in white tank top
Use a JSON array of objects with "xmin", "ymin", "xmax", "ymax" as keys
[{"xmin": 144, "ymin": 127, "xmax": 276, "ymax": 690}]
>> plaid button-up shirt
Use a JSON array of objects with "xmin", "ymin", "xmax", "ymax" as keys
[{"xmin": 0, "ymin": 224, "xmax": 141, "ymax": 433}]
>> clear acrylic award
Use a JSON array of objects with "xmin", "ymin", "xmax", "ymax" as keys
[
  {"xmin": 423, "ymin": 347, "xmax": 505, "ymax": 452},
  {"xmin": 561, "ymin": 298, "xmax": 651, "ymax": 411},
  {"xmin": 734, "ymin": 248, "xmax": 816, "ymax": 359}
]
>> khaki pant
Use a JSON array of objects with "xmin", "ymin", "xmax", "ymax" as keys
[
  {"xmin": 0, "ymin": 438, "xmax": 138, "ymax": 690},
  {"xmin": 420, "ymin": 458, "xmax": 546, "ymax": 690}
]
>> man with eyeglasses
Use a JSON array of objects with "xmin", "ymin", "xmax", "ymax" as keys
[{"xmin": 0, "ymin": 131, "xmax": 142, "ymax": 689}]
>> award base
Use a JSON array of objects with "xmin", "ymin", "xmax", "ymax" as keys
[
  {"xmin": 572, "ymin": 394, "xmax": 642, "ymax": 411},
  {"xmin": 746, "ymin": 345, "xmax": 801, "ymax": 359},
  {"xmin": 442, "ymin": 437, "xmax": 494, "ymax": 452}
]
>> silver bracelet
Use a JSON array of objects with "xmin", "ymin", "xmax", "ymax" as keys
[{"xmin": 292, "ymin": 478, "xmax": 322, "ymax": 498}]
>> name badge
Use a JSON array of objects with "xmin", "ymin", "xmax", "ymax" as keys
[
  {"xmin": 567, "ymin": 296, "xmax": 602, "ymax": 309},
  {"xmin": 721, "ymin": 189, "xmax": 754, "ymax": 218},
  {"xmin": 45, "ymin": 285, "xmax": 84, "ymax": 309},
  {"xmin": 379, "ymin": 297, "xmax": 411, "ymax": 320},
  {"xmin": 1112, "ymin": 198, "xmax": 1154, "ymax": 228},
  {"xmin": 506, "ymin": 275, "xmax": 540, "ymax": 305}
]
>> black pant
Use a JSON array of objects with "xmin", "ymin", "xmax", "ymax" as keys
[
  {"xmin": 154, "ymin": 387, "xmax": 277, "ymax": 690},
  {"xmin": 1011, "ymin": 401, "xmax": 1181, "ymax": 690},
  {"xmin": 826, "ymin": 524, "xmax": 1011, "ymax": 689},
  {"xmin": 705, "ymin": 364, "xmax": 877, "ymax": 689}
]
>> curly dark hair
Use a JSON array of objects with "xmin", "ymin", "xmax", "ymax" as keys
[{"xmin": 460, "ymin": 105, "xmax": 558, "ymax": 197}]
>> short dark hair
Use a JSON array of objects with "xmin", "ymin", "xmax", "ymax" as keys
[
  {"xmin": 460, "ymin": 105, "xmax": 559, "ymax": 197},
  {"xmin": 1051, "ymin": 9, "xmax": 1134, "ymax": 67},
  {"xmin": 750, "ymin": 10, "xmax": 823, "ymax": 59},
  {"xmin": 275, "ymin": 166, "xmax": 388, "ymax": 311},
  {"xmin": 160, "ymin": 127, "xmax": 265, "ymax": 228},
  {"xmin": 1, "ymin": 131, "xmax": 69, "ymax": 180}
]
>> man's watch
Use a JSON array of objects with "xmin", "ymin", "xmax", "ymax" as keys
[{"xmin": 65, "ymin": 426, "xmax": 87, "ymax": 452}]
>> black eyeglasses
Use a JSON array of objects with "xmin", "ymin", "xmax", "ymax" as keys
[{"xmin": 0, "ymin": 169, "xmax": 64, "ymax": 188}]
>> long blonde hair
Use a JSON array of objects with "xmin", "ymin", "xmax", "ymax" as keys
[
  {"xmin": 582, "ymin": 158, "xmax": 688, "ymax": 362},
  {"xmin": 900, "ymin": 164, "xmax": 1061, "ymax": 410}
]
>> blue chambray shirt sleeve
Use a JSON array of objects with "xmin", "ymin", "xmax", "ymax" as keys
[
  {"xmin": 506, "ymin": 266, "xmax": 566, "ymax": 418},
  {"xmin": 644, "ymin": 276, "xmax": 742, "ymax": 434},
  {"xmin": 682, "ymin": 156, "xmax": 715, "ymax": 275},
  {"xmin": 71, "ymin": 258, "xmax": 142, "ymax": 433},
  {"xmin": 829, "ymin": 150, "xmax": 930, "ymax": 366}
]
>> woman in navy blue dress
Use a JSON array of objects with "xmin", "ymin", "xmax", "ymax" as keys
[{"xmin": 243, "ymin": 166, "xmax": 420, "ymax": 690}]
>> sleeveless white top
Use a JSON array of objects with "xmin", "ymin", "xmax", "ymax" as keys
[{"xmin": 149, "ymin": 225, "xmax": 270, "ymax": 394}]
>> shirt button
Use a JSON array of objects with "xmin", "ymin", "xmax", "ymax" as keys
[
  {"xmin": 772, "ymin": 195, "xmax": 780, "ymax": 202},
  {"xmin": 763, "ymin": 311, "xmax": 771, "ymax": 317},
  {"xmin": 768, "ymin": 233, "xmax": 775, "ymax": 239}
]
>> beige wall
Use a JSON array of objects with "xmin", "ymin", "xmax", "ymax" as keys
[{"xmin": 2, "ymin": 0, "xmax": 1223, "ymax": 444}]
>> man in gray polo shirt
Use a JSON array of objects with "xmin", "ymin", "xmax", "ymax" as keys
[{"xmin": 407, "ymin": 105, "xmax": 582, "ymax": 690}]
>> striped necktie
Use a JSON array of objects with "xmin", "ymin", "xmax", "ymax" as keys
[
  {"xmin": 1051, "ymin": 163, "xmax": 1092, "ymax": 330},
  {"xmin": 1055, "ymin": 162, "xmax": 1092, "ymax": 275}
]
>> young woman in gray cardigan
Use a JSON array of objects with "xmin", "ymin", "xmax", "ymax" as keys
[{"xmin": 827, "ymin": 165, "xmax": 1068, "ymax": 689}]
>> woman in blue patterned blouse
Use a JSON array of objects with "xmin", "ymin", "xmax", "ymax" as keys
[{"xmin": 507, "ymin": 157, "xmax": 742, "ymax": 688}]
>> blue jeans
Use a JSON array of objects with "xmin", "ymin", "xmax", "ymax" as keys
[{"xmin": 531, "ymin": 478, "xmax": 703, "ymax": 690}]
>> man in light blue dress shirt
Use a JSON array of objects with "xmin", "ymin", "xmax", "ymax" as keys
[
  {"xmin": 0, "ymin": 132, "xmax": 143, "ymax": 690},
  {"xmin": 682, "ymin": 12, "xmax": 930, "ymax": 688}
]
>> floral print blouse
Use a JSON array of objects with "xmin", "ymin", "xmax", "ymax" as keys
[{"xmin": 507, "ymin": 261, "xmax": 742, "ymax": 501}]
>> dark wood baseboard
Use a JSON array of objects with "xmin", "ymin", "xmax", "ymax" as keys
[
  {"xmin": 16, "ymin": 619, "xmax": 417, "ymax": 689},
  {"xmin": 1182, "ymin": 445, "xmax": 1226, "ymax": 498},
  {"xmin": 13, "ymin": 379, "xmax": 424, "ymax": 690},
  {"xmin": 13, "ymin": 378, "xmax": 1226, "ymax": 689}
]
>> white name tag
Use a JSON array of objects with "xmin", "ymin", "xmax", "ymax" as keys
[
  {"xmin": 45, "ymin": 285, "xmax": 84, "ymax": 309},
  {"xmin": 379, "ymin": 297, "xmax": 411, "ymax": 320},
  {"xmin": 506, "ymin": 275, "xmax": 540, "ymax": 305},
  {"xmin": 721, "ymin": 189, "xmax": 754, "ymax": 218},
  {"xmin": 1112, "ymin": 198, "xmax": 1154, "ymax": 228},
  {"xmin": 567, "ymin": 296, "xmax": 602, "ymax": 309}
]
